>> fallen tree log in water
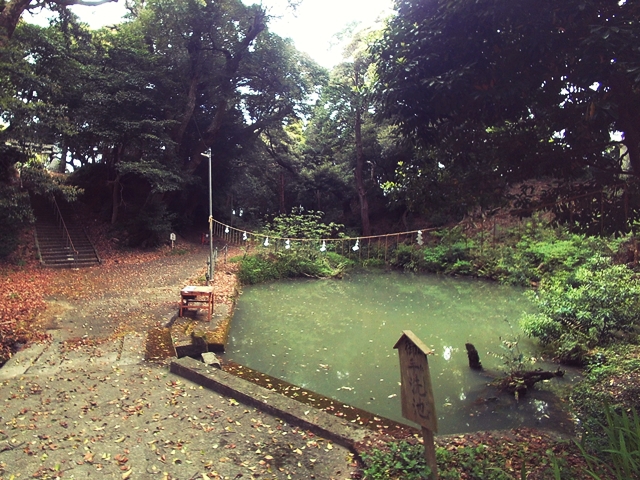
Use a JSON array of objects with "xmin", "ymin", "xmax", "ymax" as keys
[{"xmin": 494, "ymin": 368, "xmax": 565, "ymax": 398}]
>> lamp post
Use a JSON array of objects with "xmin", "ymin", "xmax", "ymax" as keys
[{"xmin": 202, "ymin": 148, "xmax": 214, "ymax": 283}]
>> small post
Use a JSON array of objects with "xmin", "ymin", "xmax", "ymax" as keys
[
  {"xmin": 170, "ymin": 232, "xmax": 176, "ymax": 250},
  {"xmin": 394, "ymin": 330, "xmax": 438, "ymax": 480}
]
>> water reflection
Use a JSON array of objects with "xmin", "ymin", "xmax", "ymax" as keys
[{"xmin": 225, "ymin": 271, "xmax": 575, "ymax": 435}]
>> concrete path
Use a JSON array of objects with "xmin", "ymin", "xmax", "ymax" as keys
[
  {"xmin": 0, "ymin": 245, "xmax": 363, "ymax": 479},
  {"xmin": 0, "ymin": 332, "xmax": 145, "ymax": 380},
  {"xmin": 0, "ymin": 360, "xmax": 359, "ymax": 479}
]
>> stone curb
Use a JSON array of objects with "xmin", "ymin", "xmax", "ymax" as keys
[
  {"xmin": 0, "ymin": 343, "xmax": 48, "ymax": 379},
  {"xmin": 170, "ymin": 356, "xmax": 368, "ymax": 451}
]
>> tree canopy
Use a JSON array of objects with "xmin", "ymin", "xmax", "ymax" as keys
[
  {"xmin": 374, "ymin": 0, "xmax": 640, "ymax": 194},
  {"xmin": 4, "ymin": 0, "xmax": 640, "ymax": 255}
]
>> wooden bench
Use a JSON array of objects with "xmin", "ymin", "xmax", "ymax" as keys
[{"xmin": 179, "ymin": 286, "xmax": 214, "ymax": 321}]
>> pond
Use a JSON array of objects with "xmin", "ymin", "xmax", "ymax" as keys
[{"xmin": 224, "ymin": 271, "xmax": 577, "ymax": 435}]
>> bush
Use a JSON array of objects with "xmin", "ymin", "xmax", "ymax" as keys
[
  {"xmin": 123, "ymin": 198, "xmax": 176, "ymax": 248},
  {"xmin": 474, "ymin": 227, "xmax": 607, "ymax": 286},
  {"xmin": 387, "ymin": 218, "xmax": 616, "ymax": 285},
  {"xmin": 237, "ymin": 254, "xmax": 281, "ymax": 285},
  {"xmin": 571, "ymin": 345, "xmax": 640, "ymax": 445},
  {"xmin": 390, "ymin": 243, "xmax": 423, "ymax": 271},
  {"xmin": 520, "ymin": 255, "xmax": 640, "ymax": 362},
  {"xmin": 237, "ymin": 250, "xmax": 351, "ymax": 285},
  {"xmin": 265, "ymin": 208, "xmax": 345, "ymax": 239}
]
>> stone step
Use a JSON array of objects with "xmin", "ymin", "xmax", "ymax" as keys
[
  {"xmin": 32, "ymin": 196, "xmax": 101, "ymax": 268},
  {"xmin": 38, "ymin": 243, "xmax": 95, "ymax": 250}
]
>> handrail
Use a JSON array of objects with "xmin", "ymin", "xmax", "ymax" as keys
[{"xmin": 50, "ymin": 195, "xmax": 78, "ymax": 266}]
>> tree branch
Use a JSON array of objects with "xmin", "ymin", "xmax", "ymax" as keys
[
  {"xmin": 53, "ymin": 0, "xmax": 118, "ymax": 6},
  {"xmin": 1, "ymin": 0, "xmax": 118, "ymax": 47}
]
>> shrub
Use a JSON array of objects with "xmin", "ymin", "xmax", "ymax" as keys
[
  {"xmin": 571, "ymin": 345, "xmax": 640, "ymax": 445},
  {"xmin": 390, "ymin": 243, "xmax": 421, "ymax": 271},
  {"xmin": 124, "ymin": 198, "xmax": 176, "ymax": 248},
  {"xmin": 422, "ymin": 243, "xmax": 466, "ymax": 272},
  {"xmin": 237, "ymin": 250, "xmax": 351, "ymax": 285},
  {"xmin": 265, "ymin": 208, "xmax": 345, "ymax": 239},
  {"xmin": 237, "ymin": 254, "xmax": 280, "ymax": 285},
  {"xmin": 474, "ymin": 227, "xmax": 607, "ymax": 286},
  {"xmin": 520, "ymin": 255, "xmax": 640, "ymax": 362}
]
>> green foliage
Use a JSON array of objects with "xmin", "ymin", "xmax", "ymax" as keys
[
  {"xmin": 237, "ymin": 254, "xmax": 280, "ymax": 285},
  {"xmin": 19, "ymin": 162, "xmax": 81, "ymax": 201},
  {"xmin": 476, "ymin": 223, "xmax": 607, "ymax": 286},
  {"xmin": 389, "ymin": 243, "xmax": 423, "ymax": 271},
  {"xmin": 2, "ymin": 0, "xmax": 328, "ymax": 238},
  {"xmin": 0, "ymin": 184, "xmax": 31, "ymax": 258},
  {"xmin": 0, "ymin": 147, "xmax": 83, "ymax": 257},
  {"xmin": 265, "ymin": 208, "xmax": 345, "ymax": 239},
  {"xmin": 117, "ymin": 160, "xmax": 185, "ymax": 195},
  {"xmin": 373, "ymin": 0, "xmax": 640, "ymax": 211},
  {"xmin": 362, "ymin": 441, "xmax": 526, "ymax": 480},
  {"xmin": 576, "ymin": 403, "xmax": 640, "ymax": 480},
  {"xmin": 237, "ymin": 250, "xmax": 351, "ymax": 285},
  {"xmin": 422, "ymin": 242, "xmax": 473, "ymax": 274},
  {"xmin": 388, "ymin": 228, "xmax": 474, "ymax": 274},
  {"xmin": 361, "ymin": 441, "xmax": 430, "ymax": 480},
  {"xmin": 491, "ymin": 335, "xmax": 530, "ymax": 376},
  {"xmin": 385, "ymin": 219, "xmax": 605, "ymax": 284},
  {"xmin": 571, "ymin": 345, "xmax": 640, "ymax": 446},
  {"xmin": 436, "ymin": 445, "xmax": 513, "ymax": 480},
  {"xmin": 520, "ymin": 255, "xmax": 640, "ymax": 362},
  {"xmin": 123, "ymin": 198, "xmax": 176, "ymax": 248}
]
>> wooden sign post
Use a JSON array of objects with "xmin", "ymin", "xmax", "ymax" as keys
[{"xmin": 394, "ymin": 330, "xmax": 438, "ymax": 480}]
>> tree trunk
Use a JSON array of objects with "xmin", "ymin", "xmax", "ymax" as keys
[
  {"xmin": 182, "ymin": 12, "xmax": 266, "ymax": 173},
  {"xmin": 0, "ymin": 0, "xmax": 32, "ymax": 48},
  {"xmin": 109, "ymin": 144, "xmax": 124, "ymax": 225},
  {"xmin": 496, "ymin": 369, "xmax": 565, "ymax": 397},
  {"xmin": 465, "ymin": 343, "xmax": 483, "ymax": 370},
  {"xmin": 57, "ymin": 144, "xmax": 68, "ymax": 174},
  {"xmin": 172, "ymin": 74, "xmax": 200, "ymax": 147},
  {"xmin": 279, "ymin": 171, "xmax": 285, "ymax": 214},
  {"xmin": 110, "ymin": 174, "xmax": 121, "ymax": 225},
  {"xmin": 1, "ymin": 0, "xmax": 117, "ymax": 48},
  {"xmin": 354, "ymin": 107, "xmax": 371, "ymax": 236}
]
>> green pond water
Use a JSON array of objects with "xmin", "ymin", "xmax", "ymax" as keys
[{"xmin": 225, "ymin": 271, "xmax": 576, "ymax": 435}]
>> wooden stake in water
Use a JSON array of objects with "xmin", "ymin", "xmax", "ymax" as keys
[{"xmin": 394, "ymin": 330, "xmax": 438, "ymax": 480}]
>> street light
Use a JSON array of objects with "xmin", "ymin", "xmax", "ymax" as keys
[{"xmin": 202, "ymin": 148, "xmax": 214, "ymax": 283}]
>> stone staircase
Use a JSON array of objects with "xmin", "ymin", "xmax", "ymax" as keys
[{"xmin": 32, "ymin": 195, "xmax": 101, "ymax": 268}]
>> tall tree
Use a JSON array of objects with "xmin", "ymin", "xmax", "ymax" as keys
[
  {"xmin": 374, "ymin": 0, "xmax": 640, "ymax": 185},
  {"xmin": 128, "ymin": 0, "xmax": 322, "ymax": 174},
  {"xmin": 308, "ymin": 28, "xmax": 382, "ymax": 235},
  {"xmin": 1, "ymin": 0, "xmax": 331, "ymax": 247}
]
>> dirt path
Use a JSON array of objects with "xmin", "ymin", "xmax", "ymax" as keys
[
  {"xmin": 0, "ymin": 241, "xmax": 360, "ymax": 479},
  {"xmin": 40, "ymin": 244, "xmax": 212, "ymax": 340}
]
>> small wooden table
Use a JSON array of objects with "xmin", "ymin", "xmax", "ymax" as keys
[{"xmin": 179, "ymin": 286, "xmax": 214, "ymax": 321}]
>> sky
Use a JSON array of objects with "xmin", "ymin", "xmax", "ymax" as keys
[{"xmin": 28, "ymin": 0, "xmax": 394, "ymax": 68}]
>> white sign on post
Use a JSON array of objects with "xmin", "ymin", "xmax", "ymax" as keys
[
  {"xmin": 394, "ymin": 330, "xmax": 438, "ymax": 480},
  {"xmin": 170, "ymin": 232, "xmax": 176, "ymax": 249}
]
